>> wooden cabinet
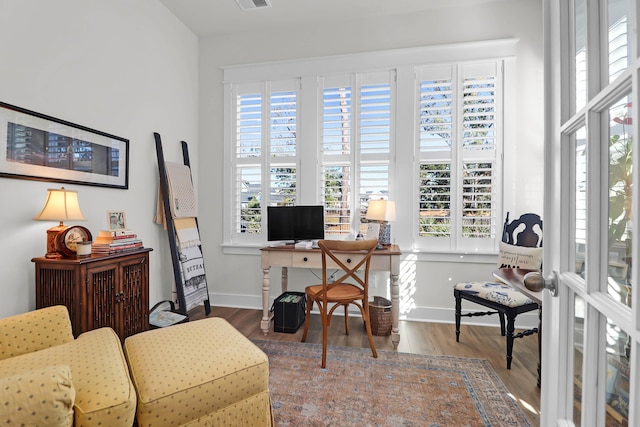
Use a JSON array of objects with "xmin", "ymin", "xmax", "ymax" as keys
[{"xmin": 32, "ymin": 248, "xmax": 152, "ymax": 341}]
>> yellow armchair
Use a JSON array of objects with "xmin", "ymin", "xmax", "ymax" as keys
[{"xmin": 0, "ymin": 306, "xmax": 136, "ymax": 427}]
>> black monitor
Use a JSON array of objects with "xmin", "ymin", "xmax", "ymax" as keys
[{"xmin": 267, "ymin": 205, "xmax": 324, "ymax": 242}]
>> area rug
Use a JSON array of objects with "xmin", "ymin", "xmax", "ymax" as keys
[{"xmin": 253, "ymin": 340, "xmax": 531, "ymax": 427}]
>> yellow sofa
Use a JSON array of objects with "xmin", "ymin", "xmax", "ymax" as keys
[
  {"xmin": 0, "ymin": 305, "xmax": 136, "ymax": 426},
  {"xmin": 1, "ymin": 306, "xmax": 274, "ymax": 427}
]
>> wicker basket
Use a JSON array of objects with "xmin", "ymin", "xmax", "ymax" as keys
[{"xmin": 369, "ymin": 296, "xmax": 392, "ymax": 336}]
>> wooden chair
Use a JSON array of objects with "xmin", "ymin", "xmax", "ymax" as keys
[
  {"xmin": 301, "ymin": 239, "xmax": 379, "ymax": 368},
  {"xmin": 454, "ymin": 212, "xmax": 543, "ymax": 369}
]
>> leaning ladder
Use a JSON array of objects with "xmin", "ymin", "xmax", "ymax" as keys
[{"xmin": 154, "ymin": 132, "xmax": 211, "ymax": 316}]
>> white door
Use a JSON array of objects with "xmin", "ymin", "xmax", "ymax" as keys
[{"xmin": 543, "ymin": 0, "xmax": 638, "ymax": 426}]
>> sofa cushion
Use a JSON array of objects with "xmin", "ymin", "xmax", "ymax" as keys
[
  {"xmin": 124, "ymin": 317, "xmax": 271, "ymax": 427},
  {"xmin": 0, "ymin": 306, "xmax": 74, "ymax": 361},
  {"xmin": 0, "ymin": 327, "xmax": 136, "ymax": 427},
  {"xmin": 0, "ymin": 364, "xmax": 75, "ymax": 427}
]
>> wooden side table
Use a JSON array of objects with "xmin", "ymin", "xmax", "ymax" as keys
[{"xmin": 32, "ymin": 247, "xmax": 152, "ymax": 342}]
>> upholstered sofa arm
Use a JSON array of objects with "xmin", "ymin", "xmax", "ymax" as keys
[{"xmin": 0, "ymin": 305, "xmax": 74, "ymax": 361}]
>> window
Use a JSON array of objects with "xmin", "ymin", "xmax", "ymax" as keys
[
  {"xmin": 321, "ymin": 72, "xmax": 393, "ymax": 237},
  {"xmin": 232, "ymin": 80, "xmax": 299, "ymax": 242},
  {"xmin": 223, "ymin": 42, "xmax": 514, "ymax": 252},
  {"xmin": 416, "ymin": 63, "xmax": 501, "ymax": 252}
]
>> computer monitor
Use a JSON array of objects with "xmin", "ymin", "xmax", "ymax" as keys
[{"xmin": 267, "ymin": 205, "xmax": 324, "ymax": 242}]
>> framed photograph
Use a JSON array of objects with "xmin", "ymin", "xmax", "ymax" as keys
[
  {"xmin": 107, "ymin": 211, "xmax": 127, "ymax": 231},
  {"xmin": 0, "ymin": 101, "xmax": 129, "ymax": 189}
]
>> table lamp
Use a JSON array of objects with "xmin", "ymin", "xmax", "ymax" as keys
[
  {"xmin": 33, "ymin": 187, "xmax": 86, "ymax": 258},
  {"xmin": 366, "ymin": 199, "xmax": 396, "ymax": 246}
]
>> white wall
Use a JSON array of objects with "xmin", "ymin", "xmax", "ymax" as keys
[
  {"xmin": 0, "ymin": 0, "xmax": 198, "ymax": 317},
  {"xmin": 198, "ymin": 0, "xmax": 545, "ymax": 325}
]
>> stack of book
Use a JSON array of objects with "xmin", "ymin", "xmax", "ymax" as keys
[{"xmin": 92, "ymin": 229, "xmax": 143, "ymax": 254}]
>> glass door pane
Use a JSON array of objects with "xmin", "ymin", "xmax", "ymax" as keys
[
  {"xmin": 604, "ymin": 317, "xmax": 630, "ymax": 426},
  {"xmin": 573, "ymin": 294, "xmax": 585, "ymax": 426},
  {"xmin": 607, "ymin": 0, "xmax": 630, "ymax": 83},
  {"xmin": 607, "ymin": 98, "xmax": 632, "ymax": 307},
  {"xmin": 575, "ymin": 0, "xmax": 587, "ymax": 111},
  {"xmin": 575, "ymin": 126, "xmax": 587, "ymax": 277}
]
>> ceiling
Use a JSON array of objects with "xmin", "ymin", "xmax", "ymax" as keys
[{"xmin": 159, "ymin": 0, "xmax": 500, "ymax": 38}]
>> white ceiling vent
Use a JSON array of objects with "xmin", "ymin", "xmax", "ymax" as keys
[{"xmin": 235, "ymin": 0, "xmax": 272, "ymax": 11}]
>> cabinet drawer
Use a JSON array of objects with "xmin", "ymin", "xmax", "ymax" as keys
[
  {"xmin": 266, "ymin": 251, "xmax": 293, "ymax": 267},
  {"xmin": 291, "ymin": 252, "xmax": 321, "ymax": 268},
  {"xmin": 291, "ymin": 252, "xmax": 365, "ymax": 270}
]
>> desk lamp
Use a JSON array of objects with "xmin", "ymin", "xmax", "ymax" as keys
[
  {"xmin": 366, "ymin": 199, "xmax": 396, "ymax": 247},
  {"xmin": 33, "ymin": 187, "xmax": 86, "ymax": 258}
]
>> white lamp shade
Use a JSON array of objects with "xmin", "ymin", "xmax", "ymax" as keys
[
  {"xmin": 33, "ymin": 187, "xmax": 86, "ymax": 222},
  {"xmin": 366, "ymin": 199, "xmax": 396, "ymax": 222}
]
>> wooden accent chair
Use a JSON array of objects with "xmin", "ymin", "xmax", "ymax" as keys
[
  {"xmin": 454, "ymin": 212, "xmax": 543, "ymax": 369},
  {"xmin": 301, "ymin": 239, "xmax": 379, "ymax": 368}
]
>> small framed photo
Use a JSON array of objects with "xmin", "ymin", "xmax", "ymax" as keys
[{"xmin": 107, "ymin": 211, "xmax": 127, "ymax": 231}]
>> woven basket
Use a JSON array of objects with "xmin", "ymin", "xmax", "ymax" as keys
[{"xmin": 369, "ymin": 296, "xmax": 392, "ymax": 336}]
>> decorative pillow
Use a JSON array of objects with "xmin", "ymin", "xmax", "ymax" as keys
[
  {"xmin": 497, "ymin": 241, "xmax": 543, "ymax": 269},
  {"xmin": 0, "ymin": 365, "xmax": 75, "ymax": 427}
]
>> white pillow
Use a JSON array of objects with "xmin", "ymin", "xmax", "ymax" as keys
[{"xmin": 497, "ymin": 241, "xmax": 543, "ymax": 270}]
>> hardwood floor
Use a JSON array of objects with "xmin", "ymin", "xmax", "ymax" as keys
[{"xmin": 190, "ymin": 306, "xmax": 541, "ymax": 426}]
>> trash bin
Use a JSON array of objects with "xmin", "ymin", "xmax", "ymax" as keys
[{"xmin": 369, "ymin": 296, "xmax": 392, "ymax": 336}]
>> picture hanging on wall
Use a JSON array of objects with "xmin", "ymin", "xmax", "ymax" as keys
[{"xmin": 0, "ymin": 101, "xmax": 129, "ymax": 189}]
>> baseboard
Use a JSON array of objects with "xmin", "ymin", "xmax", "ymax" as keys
[{"xmin": 208, "ymin": 293, "xmax": 540, "ymax": 329}]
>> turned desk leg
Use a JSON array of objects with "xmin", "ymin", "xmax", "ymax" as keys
[
  {"xmin": 390, "ymin": 271, "xmax": 400, "ymax": 350},
  {"xmin": 261, "ymin": 267, "xmax": 271, "ymax": 335},
  {"xmin": 281, "ymin": 266, "xmax": 288, "ymax": 293}
]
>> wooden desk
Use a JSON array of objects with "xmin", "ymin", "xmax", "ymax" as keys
[
  {"xmin": 493, "ymin": 268, "xmax": 542, "ymax": 386},
  {"xmin": 261, "ymin": 244, "xmax": 402, "ymax": 349}
]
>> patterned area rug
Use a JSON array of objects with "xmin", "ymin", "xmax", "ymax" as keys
[{"xmin": 253, "ymin": 340, "xmax": 531, "ymax": 427}]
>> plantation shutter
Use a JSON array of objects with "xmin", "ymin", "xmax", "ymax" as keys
[
  {"xmin": 231, "ymin": 80, "xmax": 299, "ymax": 243},
  {"xmin": 417, "ymin": 62, "xmax": 501, "ymax": 251},
  {"xmin": 418, "ymin": 66, "xmax": 454, "ymax": 243},
  {"xmin": 321, "ymin": 71, "xmax": 394, "ymax": 237}
]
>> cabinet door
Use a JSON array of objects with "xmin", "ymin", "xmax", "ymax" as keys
[
  {"xmin": 86, "ymin": 253, "xmax": 150, "ymax": 341},
  {"xmin": 35, "ymin": 263, "xmax": 82, "ymax": 335},
  {"xmin": 119, "ymin": 254, "xmax": 149, "ymax": 339},
  {"xmin": 86, "ymin": 261, "xmax": 120, "ymax": 334}
]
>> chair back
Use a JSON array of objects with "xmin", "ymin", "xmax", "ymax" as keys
[
  {"xmin": 317, "ymin": 239, "xmax": 378, "ymax": 297},
  {"xmin": 501, "ymin": 212, "xmax": 543, "ymax": 248}
]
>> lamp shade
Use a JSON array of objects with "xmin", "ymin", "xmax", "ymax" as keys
[
  {"xmin": 366, "ymin": 199, "xmax": 396, "ymax": 222},
  {"xmin": 34, "ymin": 187, "xmax": 86, "ymax": 222}
]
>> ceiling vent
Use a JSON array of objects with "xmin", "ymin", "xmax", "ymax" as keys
[{"xmin": 235, "ymin": 0, "xmax": 272, "ymax": 11}]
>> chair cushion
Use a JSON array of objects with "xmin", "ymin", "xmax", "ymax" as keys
[
  {"xmin": 124, "ymin": 317, "xmax": 271, "ymax": 427},
  {"xmin": 0, "ymin": 364, "xmax": 75, "ymax": 427},
  {"xmin": 454, "ymin": 281, "xmax": 535, "ymax": 307},
  {"xmin": 497, "ymin": 242, "xmax": 543, "ymax": 269}
]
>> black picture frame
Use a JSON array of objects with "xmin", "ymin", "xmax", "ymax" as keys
[{"xmin": 0, "ymin": 101, "xmax": 129, "ymax": 189}]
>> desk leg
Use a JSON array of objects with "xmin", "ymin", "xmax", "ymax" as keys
[
  {"xmin": 281, "ymin": 266, "xmax": 288, "ymax": 293},
  {"xmin": 390, "ymin": 271, "xmax": 400, "ymax": 350},
  {"xmin": 261, "ymin": 267, "xmax": 271, "ymax": 335}
]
